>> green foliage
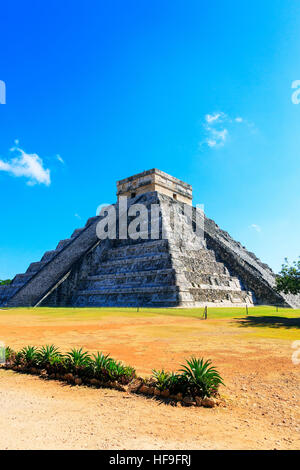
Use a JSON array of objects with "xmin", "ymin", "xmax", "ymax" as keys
[
  {"xmin": 0, "ymin": 279, "xmax": 11, "ymax": 286},
  {"xmin": 5, "ymin": 346, "xmax": 15, "ymax": 361},
  {"xmin": 180, "ymin": 357, "xmax": 224, "ymax": 397},
  {"xmin": 152, "ymin": 369, "xmax": 188, "ymax": 393},
  {"xmin": 90, "ymin": 352, "xmax": 135, "ymax": 382},
  {"xmin": 152, "ymin": 369, "xmax": 171, "ymax": 390},
  {"xmin": 4, "ymin": 343, "xmax": 223, "ymax": 399},
  {"xmin": 14, "ymin": 351, "xmax": 23, "ymax": 365},
  {"xmin": 49, "ymin": 355, "xmax": 65, "ymax": 371},
  {"xmin": 65, "ymin": 348, "xmax": 91, "ymax": 370},
  {"xmin": 36, "ymin": 344, "xmax": 62, "ymax": 367},
  {"xmin": 106, "ymin": 359, "xmax": 126, "ymax": 380},
  {"xmin": 276, "ymin": 258, "xmax": 300, "ymax": 295},
  {"xmin": 20, "ymin": 345, "xmax": 38, "ymax": 365},
  {"xmin": 92, "ymin": 352, "xmax": 112, "ymax": 371}
]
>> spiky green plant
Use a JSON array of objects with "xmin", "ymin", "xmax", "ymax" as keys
[
  {"xmin": 5, "ymin": 346, "xmax": 15, "ymax": 362},
  {"xmin": 65, "ymin": 348, "xmax": 91, "ymax": 370},
  {"xmin": 92, "ymin": 352, "xmax": 112, "ymax": 369},
  {"xmin": 179, "ymin": 357, "xmax": 224, "ymax": 398},
  {"xmin": 168, "ymin": 371, "xmax": 188, "ymax": 394},
  {"xmin": 20, "ymin": 345, "xmax": 38, "ymax": 366},
  {"xmin": 36, "ymin": 345, "xmax": 62, "ymax": 367},
  {"xmin": 48, "ymin": 354, "xmax": 66, "ymax": 373},
  {"xmin": 152, "ymin": 369, "xmax": 170, "ymax": 390},
  {"xmin": 14, "ymin": 351, "xmax": 23, "ymax": 366},
  {"xmin": 106, "ymin": 359, "xmax": 126, "ymax": 380}
]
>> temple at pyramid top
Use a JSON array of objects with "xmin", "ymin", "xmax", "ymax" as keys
[{"xmin": 116, "ymin": 168, "xmax": 193, "ymax": 205}]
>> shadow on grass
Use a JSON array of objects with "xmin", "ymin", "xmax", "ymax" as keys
[{"xmin": 236, "ymin": 316, "xmax": 300, "ymax": 329}]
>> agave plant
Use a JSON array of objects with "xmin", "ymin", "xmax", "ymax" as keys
[
  {"xmin": 49, "ymin": 354, "xmax": 66, "ymax": 373},
  {"xmin": 5, "ymin": 346, "xmax": 15, "ymax": 362},
  {"xmin": 179, "ymin": 357, "xmax": 224, "ymax": 398},
  {"xmin": 36, "ymin": 344, "xmax": 62, "ymax": 367},
  {"xmin": 168, "ymin": 371, "xmax": 188, "ymax": 394},
  {"xmin": 106, "ymin": 359, "xmax": 126, "ymax": 380},
  {"xmin": 118, "ymin": 365, "xmax": 136, "ymax": 384},
  {"xmin": 65, "ymin": 348, "xmax": 91, "ymax": 371},
  {"xmin": 20, "ymin": 345, "xmax": 38, "ymax": 366},
  {"xmin": 14, "ymin": 351, "xmax": 24, "ymax": 366},
  {"xmin": 92, "ymin": 352, "xmax": 112, "ymax": 371},
  {"xmin": 152, "ymin": 369, "xmax": 170, "ymax": 391}
]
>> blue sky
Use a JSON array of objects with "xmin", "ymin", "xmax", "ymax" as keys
[{"xmin": 0, "ymin": 0, "xmax": 300, "ymax": 279}]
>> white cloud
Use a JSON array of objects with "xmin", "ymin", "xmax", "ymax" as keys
[
  {"xmin": 201, "ymin": 111, "xmax": 252, "ymax": 149},
  {"xmin": 250, "ymin": 224, "xmax": 261, "ymax": 233},
  {"xmin": 56, "ymin": 154, "xmax": 64, "ymax": 164},
  {"xmin": 74, "ymin": 213, "xmax": 81, "ymax": 219},
  {"xmin": 205, "ymin": 112, "xmax": 223, "ymax": 124},
  {"xmin": 206, "ymin": 127, "xmax": 228, "ymax": 147},
  {"xmin": 0, "ymin": 144, "xmax": 51, "ymax": 186}
]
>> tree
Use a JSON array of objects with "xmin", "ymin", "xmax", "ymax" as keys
[
  {"xmin": 275, "ymin": 258, "xmax": 300, "ymax": 295},
  {"xmin": 0, "ymin": 279, "xmax": 11, "ymax": 286}
]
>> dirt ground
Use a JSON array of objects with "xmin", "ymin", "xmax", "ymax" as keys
[{"xmin": 0, "ymin": 307, "xmax": 299, "ymax": 450}]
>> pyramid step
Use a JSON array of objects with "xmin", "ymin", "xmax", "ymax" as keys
[
  {"xmin": 190, "ymin": 283, "xmax": 244, "ymax": 292},
  {"xmin": 87, "ymin": 267, "xmax": 174, "ymax": 281},
  {"xmin": 189, "ymin": 287, "xmax": 254, "ymax": 304},
  {"xmin": 85, "ymin": 268, "xmax": 176, "ymax": 289},
  {"xmin": 185, "ymin": 272, "xmax": 242, "ymax": 289},
  {"xmin": 77, "ymin": 286, "xmax": 178, "ymax": 295},
  {"xmin": 56, "ymin": 239, "xmax": 72, "ymax": 251},
  {"xmin": 71, "ymin": 228, "xmax": 84, "ymax": 239},
  {"xmin": 73, "ymin": 285, "xmax": 179, "ymax": 307},
  {"xmin": 26, "ymin": 261, "xmax": 46, "ymax": 274},
  {"xmin": 0, "ymin": 285, "xmax": 19, "ymax": 304},
  {"xmin": 41, "ymin": 250, "xmax": 59, "ymax": 263},
  {"xmin": 105, "ymin": 239, "xmax": 168, "ymax": 260},
  {"xmin": 173, "ymin": 249, "xmax": 217, "ymax": 263},
  {"xmin": 85, "ymin": 216, "xmax": 99, "ymax": 227},
  {"xmin": 177, "ymin": 259, "xmax": 229, "ymax": 276},
  {"xmin": 11, "ymin": 273, "xmax": 35, "ymax": 286},
  {"xmin": 73, "ymin": 293, "xmax": 178, "ymax": 308},
  {"xmin": 95, "ymin": 253, "xmax": 172, "ymax": 275}
]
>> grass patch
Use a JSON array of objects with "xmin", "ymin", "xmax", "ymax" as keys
[{"xmin": 1, "ymin": 305, "xmax": 300, "ymax": 322}]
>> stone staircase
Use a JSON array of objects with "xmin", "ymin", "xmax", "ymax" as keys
[
  {"xmin": 0, "ymin": 217, "xmax": 99, "ymax": 307},
  {"xmin": 72, "ymin": 239, "xmax": 179, "ymax": 307},
  {"xmin": 168, "ymin": 245, "xmax": 254, "ymax": 306}
]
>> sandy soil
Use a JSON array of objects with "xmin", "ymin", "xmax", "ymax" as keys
[{"xmin": 0, "ymin": 310, "xmax": 299, "ymax": 449}]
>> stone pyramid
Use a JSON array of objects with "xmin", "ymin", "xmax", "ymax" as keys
[{"xmin": 1, "ymin": 169, "xmax": 299, "ymax": 308}]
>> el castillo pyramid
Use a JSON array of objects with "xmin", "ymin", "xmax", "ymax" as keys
[{"xmin": 1, "ymin": 169, "xmax": 299, "ymax": 308}]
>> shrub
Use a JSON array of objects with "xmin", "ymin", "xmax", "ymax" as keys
[
  {"xmin": 36, "ymin": 344, "xmax": 62, "ymax": 367},
  {"xmin": 92, "ymin": 352, "xmax": 112, "ymax": 372},
  {"xmin": 20, "ymin": 345, "xmax": 38, "ymax": 366},
  {"xmin": 152, "ymin": 369, "xmax": 170, "ymax": 391},
  {"xmin": 14, "ymin": 351, "xmax": 23, "ymax": 366},
  {"xmin": 152, "ymin": 369, "xmax": 189, "ymax": 394},
  {"xmin": 2, "ymin": 344, "xmax": 223, "ymax": 402},
  {"xmin": 5, "ymin": 346, "xmax": 15, "ymax": 362},
  {"xmin": 179, "ymin": 357, "xmax": 224, "ymax": 398},
  {"xmin": 65, "ymin": 348, "xmax": 92, "ymax": 374}
]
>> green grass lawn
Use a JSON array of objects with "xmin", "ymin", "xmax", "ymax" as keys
[{"xmin": 1, "ymin": 305, "xmax": 299, "ymax": 321}]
